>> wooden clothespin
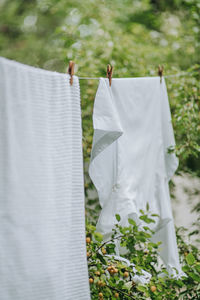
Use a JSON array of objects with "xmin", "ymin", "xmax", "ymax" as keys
[
  {"xmin": 158, "ymin": 65, "xmax": 164, "ymax": 83},
  {"xmin": 68, "ymin": 61, "xmax": 75, "ymax": 85},
  {"xmin": 106, "ymin": 64, "xmax": 113, "ymax": 87}
]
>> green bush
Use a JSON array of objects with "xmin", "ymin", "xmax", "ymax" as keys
[{"xmin": 86, "ymin": 210, "xmax": 200, "ymax": 299}]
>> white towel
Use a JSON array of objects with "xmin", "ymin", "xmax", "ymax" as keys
[
  {"xmin": 0, "ymin": 57, "xmax": 90, "ymax": 300},
  {"xmin": 89, "ymin": 77, "xmax": 183, "ymax": 276}
]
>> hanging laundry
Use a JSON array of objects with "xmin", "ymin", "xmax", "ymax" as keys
[
  {"xmin": 0, "ymin": 57, "xmax": 90, "ymax": 300},
  {"xmin": 89, "ymin": 76, "xmax": 184, "ymax": 277}
]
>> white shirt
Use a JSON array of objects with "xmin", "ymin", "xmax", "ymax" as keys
[{"xmin": 89, "ymin": 77, "xmax": 184, "ymax": 276}]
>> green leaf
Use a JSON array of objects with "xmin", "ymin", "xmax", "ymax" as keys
[
  {"xmin": 143, "ymin": 226, "xmax": 150, "ymax": 231},
  {"xmin": 118, "ymin": 280, "xmax": 124, "ymax": 289},
  {"xmin": 119, "ymin": 227, "xmax": 128, "ymax": 234},
  {"xmin": 151, "ymin": 214, "xmax": 159, "ymax": 217},
  {"xmin": 182, "ymin": 265, "xmax": 190, "ymax": 272},
  {"xmin": 195, "ymin": 263, "xmax": 200, "ymax": 273},
  {"xmin": 186, "ymin": 253, "xmax": 196, "ymax": 265},
  {"xmin": 139, "ymin": 215, "xmax": 155, "ymax": 224},
  {"xmin": 115, "ymin": 214, "xmax": 121, "ymax": 222},
  {"xmin": 106, "ymin": 243, "xmax": 116, "ymax": 254},
  {"xmin": 175, "ymin": 280, "xmax": 184, "ymax": 287},
  {"xmin": 94, "ymin": 232, "xmax": 103, "ymax": 242},
  {"xmin": 188, "ymin": 272, "xmax": 200, "ymax": 282},
  {"xmin": 96, "ymin": 253, "xmax": 107, "ymax": 265},
  {"xmin": 146, "ymin": 202, "xmax": 149, "ymax": 211},
  {"xmin": 137, "ymin": 285, "xmax": 147, "ymax": 293},
  {"xmin": 128, "ymin": 218, "xmax": 136, "ymax": 226}
]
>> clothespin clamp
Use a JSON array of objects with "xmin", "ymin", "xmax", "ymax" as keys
[
  {"xmin": 106, "ymin": 64, "xmax": 113, "ymax": 87},
  {"xmin": 68, "ymin": 61, "xmax": 75, "ymax": 85},
  {"xmin": 158, "ymin": 65, "xmax": 164, "ymax": 83}
]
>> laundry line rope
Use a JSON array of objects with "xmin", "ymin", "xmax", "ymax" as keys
[{"xmin": 77, "ymin": 72, "xmax": 192, "ymax": 81}]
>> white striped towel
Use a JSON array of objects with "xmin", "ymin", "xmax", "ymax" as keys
[{"xmin": 0, "ymin": 57, "xmax": 90, "ymax": 300}]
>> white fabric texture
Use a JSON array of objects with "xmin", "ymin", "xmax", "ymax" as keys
[
  {"xmin": 89, "ymin": 77, "xmax": 183, "ymax": 276},
  {"xmin": 0, "ymin": 57, "xmax": 90, "ymax": 300}
]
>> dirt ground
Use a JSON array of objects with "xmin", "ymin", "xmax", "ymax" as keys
[{"xmin": 172, "ymin": 172, "xmax": 200, "ymax": 243}]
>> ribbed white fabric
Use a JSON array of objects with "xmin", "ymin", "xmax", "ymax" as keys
[{"xmin": 0, "ymin": 57, "xmax": 90, "ymax": 300}]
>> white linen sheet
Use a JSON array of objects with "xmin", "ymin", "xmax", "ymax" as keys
[
  {"xmin": 89, "ymin": 77, "xmax": 184, "ymax": 277},
  {"xmin": 0, "ymin": 57, "xmax": 90, "ymax": 300}
]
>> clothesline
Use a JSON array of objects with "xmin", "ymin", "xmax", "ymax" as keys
[
  {"xmin": 68, "ymin": 61, "xmax": 194, "ymax": 85},
  {"xmin": 78, "ymin": 71, "xmax": 191, "ymax": 80}
]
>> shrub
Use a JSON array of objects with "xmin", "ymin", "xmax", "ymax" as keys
[{"xmin": 86, "ymin": 209, "xmax": 200, "ymax": 299}]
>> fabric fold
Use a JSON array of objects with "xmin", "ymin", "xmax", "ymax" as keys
[
  {"xmin": 160, "ymin": 79, "xmax": 179, "ymax": 181},
  {"xmin": 90, "ymin": 78, "xmax": 123, "ymax": 163},
  {"xmin": 89, "ymin": 78, "xmax": 123, "ymax": 209}
]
